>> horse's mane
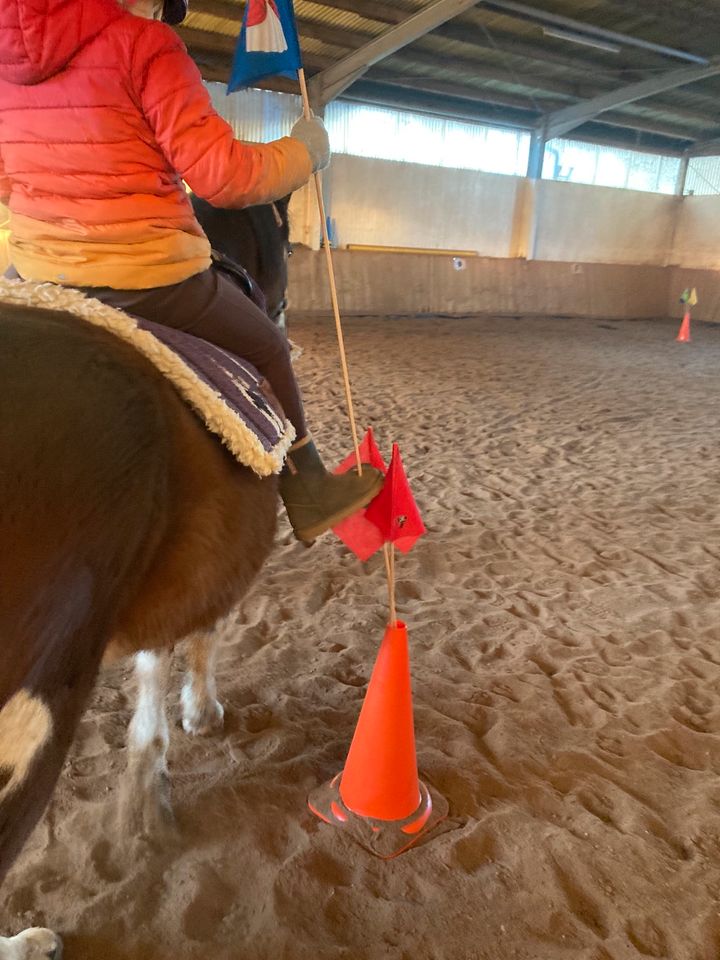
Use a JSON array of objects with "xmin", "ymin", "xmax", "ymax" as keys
[{"xmin": 190, "ymin": 194, "xmax": 290, "ymax": 322}]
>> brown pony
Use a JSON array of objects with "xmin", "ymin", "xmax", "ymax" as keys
[{"xmin": 0, "ymin": 204, "xmax": 290, "ymax": 959}]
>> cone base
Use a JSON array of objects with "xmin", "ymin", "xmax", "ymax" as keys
[{"xmin": 308, "ymin": 773, "xmax": 450, "ymax": 859}]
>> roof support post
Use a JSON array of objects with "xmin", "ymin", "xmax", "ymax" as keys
[
  {"xmin": 527, "ymin": 127, "xmax": 545, "ymax": 180},
  {"xmin": 676, "ymin": 154, "xmax": 689, "ymax": 196},
  {"xmin": 525, "ymin": 128, "xmax": 545, "ymax": 260},
  {"xmin": 509, "ymin": 128, "xmax": 545, "ymax": 262}
]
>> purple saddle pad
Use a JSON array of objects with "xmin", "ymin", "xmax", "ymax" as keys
[{"xmin": 137, "ymin": 317, "xmax": 293, "ymax": 475}]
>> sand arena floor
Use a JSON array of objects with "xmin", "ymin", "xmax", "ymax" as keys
[{"xmin": 2, "ymin": 313, "xmax": 720, "ymax": 960}]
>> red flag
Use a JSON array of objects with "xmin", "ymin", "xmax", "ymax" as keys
[
  {"xmin": 334, "ymin": 426, "xmax": 387, "ymax": 476},
  {"xmin": 365, "ymin": 444, "xmax": 425, "ymax": 553},
  {"xmin": 333, "ymin": 428, "xmax": 388, "ymax": 561}
]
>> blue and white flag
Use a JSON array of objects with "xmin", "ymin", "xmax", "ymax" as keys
[{"xmin": 228, "ymin": 0, "xmax": 303, "ymax": 92}]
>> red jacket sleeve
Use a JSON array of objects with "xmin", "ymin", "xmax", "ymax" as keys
[{"xmin": 131, "ymin": 24, "xmax": 312, "ymax": 208}]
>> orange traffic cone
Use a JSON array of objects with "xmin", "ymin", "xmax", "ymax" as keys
[
  {"xmin": 308, "ymin": 621, "xmax": 448, "ymax": 858},
  {"xmin": 676, "ymin": 310, "xmax": 691, "ymax": 343}
]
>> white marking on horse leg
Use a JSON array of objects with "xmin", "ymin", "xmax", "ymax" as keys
[
  {"xmin": 0, "ymin": 928, "xmax": 62, "ymax": 960},
  {"xmin": 120, "ymin": 650, "xmax": 174, "ymax": 836},
  {"xmin": 0, "ymin": 691, "xmax": 53, "ymax": 799},
  {"xmin": 181, "ymin": 632, "xmax": 224, "ymax": 737},
  {"xmin": 129, "ymin": 650, "xmax": 171, "ymax": 755}
]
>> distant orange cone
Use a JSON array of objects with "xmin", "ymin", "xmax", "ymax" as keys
[
  {"xmin": 676, "ymin": 310, "xmax": 691, "ymax": 343},
  {"xmin": 308, "ymin": 621, "xmax": 449, "ymax": 858}
]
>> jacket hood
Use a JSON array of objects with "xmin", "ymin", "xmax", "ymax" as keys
[{"xmin": 0, "ymin": 0, "xmax": 124, "ymax": 85}]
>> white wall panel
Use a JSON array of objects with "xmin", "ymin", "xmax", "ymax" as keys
[
  {"xmin": 533, "ymin": 180, "xmax": 677, "ymax": 265},
  {"xmin": 322, "ymin": 155, "xmax": 520, "ymax": 257},
  {"xmin": 671, "ymin": 194, "xmax": 720, "ymax": 269}
]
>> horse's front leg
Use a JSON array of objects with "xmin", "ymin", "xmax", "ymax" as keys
[
  {"xmin": 181, "ymin": 632, "xmax": 224, "ymax": 737},
  {"xmin": 119, "ymin": 650, "xmax": 173, "ymax": 837},
  {"xmin": 0, "ymin": 928, "xmax": 62, "ymax": 960}
]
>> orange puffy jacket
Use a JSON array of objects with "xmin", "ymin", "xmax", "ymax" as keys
[{"xmin": 0, "ymin": 0, "xmax": 312, "ymax": 288}]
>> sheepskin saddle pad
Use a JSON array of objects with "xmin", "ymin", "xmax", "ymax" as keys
[{"xmin": 0, "ymin": 278, "xmax": 294, "ymax": 477}]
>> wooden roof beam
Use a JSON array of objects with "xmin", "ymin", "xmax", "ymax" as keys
[
  {"xmin": 377, "ymin": 54, "xmax": 719, "ymax": 130},
  {"xmin": 179, "ymin": 24, "xmax": 601, "ymax": 102},
  {"xmin": 596, "ymin": 0, "xmax": 720, "ymax": 37},
  {"xmin": 362, "ymin": 72, "xmax": 703, "ymax": 140},
  {"xmin": 483, "ymin": 0, "xmax": 708, "ymax": 65},
  {"xmin": 344, "ymin": 81, "xmax": 691, "ymax": 153},
  {"xmin": 543, "ymin": 56, "xmax": 720, "ymax": 140},
  {"xmin": 367, "ymin": 71, "xmax": 557, "ymax": 113},
  {"xmin": 686, "ymin": 134, "xmax": 720, "ymax": 157},
  {"xmin": 182, "ymin": 23, "xmax": 716, "ymax": 135},
  {"xmin": 294, "ymin": 21, "xmax": 602, "ymax": 100},
  {"xmin": 343, "ymin": 80, "xmax": 537, "ymax": 127},
  {"xmin": 305, "ymin": 1, "xmax": 720, "ymax": 114},
  {"xmin": 187, "ymin": 5, "xmax": 720, "ymax": 121},
  {"xmin": 187, "ymin": 3, "xmax": 720, "ymax": 88},
  {"xmin": 306, "ymin": 0, "xmax": 484, "ymax": 107},
  {"xmin": 180, "ymin": 20, "xmax": 719, "ymax": 137},
  {"xmin": 298, "ymin": 0, "xmax": 651, "ymax": 79},
  {"xmin": 187, "ymin": 50, "xmax": 696, "ymax": 151}
]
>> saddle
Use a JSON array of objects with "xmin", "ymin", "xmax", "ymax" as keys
[
  {"xmin": 210, "ymin": 249, "xmax": 267, "ymax": 315},
  {"xmin": 0, "ymin": 278, "xmax": 294, "ymax": 477}
]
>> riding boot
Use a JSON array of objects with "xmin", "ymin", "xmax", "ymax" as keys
[{"xmin": 279, "ymin": 436, "xmax": 384, "ymax": 542}]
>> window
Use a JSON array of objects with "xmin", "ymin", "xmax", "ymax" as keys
[
  {"xmin": 685, "ymin": 157, "xmax": 720, "ymax": 196},
  {"xmin": 205, "ymin": 83, "xmax": 301, "ymax": 143},
  {"xmin": 542, "ymin": 140, "xmax": 680, "ymax": 194},
  {"xmin": 205, "ymin": 83, "xmax": 682, "ymax": 195},
  {"xmin": 324, "ymin": 100, "xmax": 531, "ymax": 176}
]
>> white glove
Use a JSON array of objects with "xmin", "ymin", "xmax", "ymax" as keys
[{"xmin": 291, "ymin": 116, "xmax": 331, "ymax": 173}]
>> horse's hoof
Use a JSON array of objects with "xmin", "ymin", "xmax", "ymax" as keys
[
  {"xmin": 119, "ymin": 781, "xmax": 177, "ymax": 843},
  {"xmin": 119, "ymin": 754, "xmax": 176, "ymax": 841},
  {"xmin": 3, "ymin": 928, "xmax": 63, "ymax": 959},
  {"xmin": 181, "ymin": 695, "xmax": 224, "ymax": 737}
]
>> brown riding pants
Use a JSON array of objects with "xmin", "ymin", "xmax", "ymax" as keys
[{"xmin": 77, "ymin": 266, "xmax": 307, "ymax": 438}]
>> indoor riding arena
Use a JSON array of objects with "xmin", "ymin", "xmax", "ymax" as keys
[{"xmin": 3, "ymin": 2, "xmax": 720, "ymax": 959}]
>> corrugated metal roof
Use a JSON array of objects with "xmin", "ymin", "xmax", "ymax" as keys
[
  {"xmin": 296, "ymin": 2, "xmax": 386, "ymax": 34},
  {"xmin": 185, "ymin": 12, "xmax": 237, "ymax": 37},
  {"xmin": 178, "ymin": 0, "xmax": 720, "ymax": 154}
]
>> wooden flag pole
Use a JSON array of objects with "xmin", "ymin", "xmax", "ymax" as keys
[
  {"xmin": 383, "ymin": 543, "xmax": 397, "ymax": 627},
  {"xmin": 297, "ymin": 67, "xmax": 396, "ymax": 629},
  {"xmin": 297, "ymin": 68, "xmax": 362, "ymax": 475}
]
